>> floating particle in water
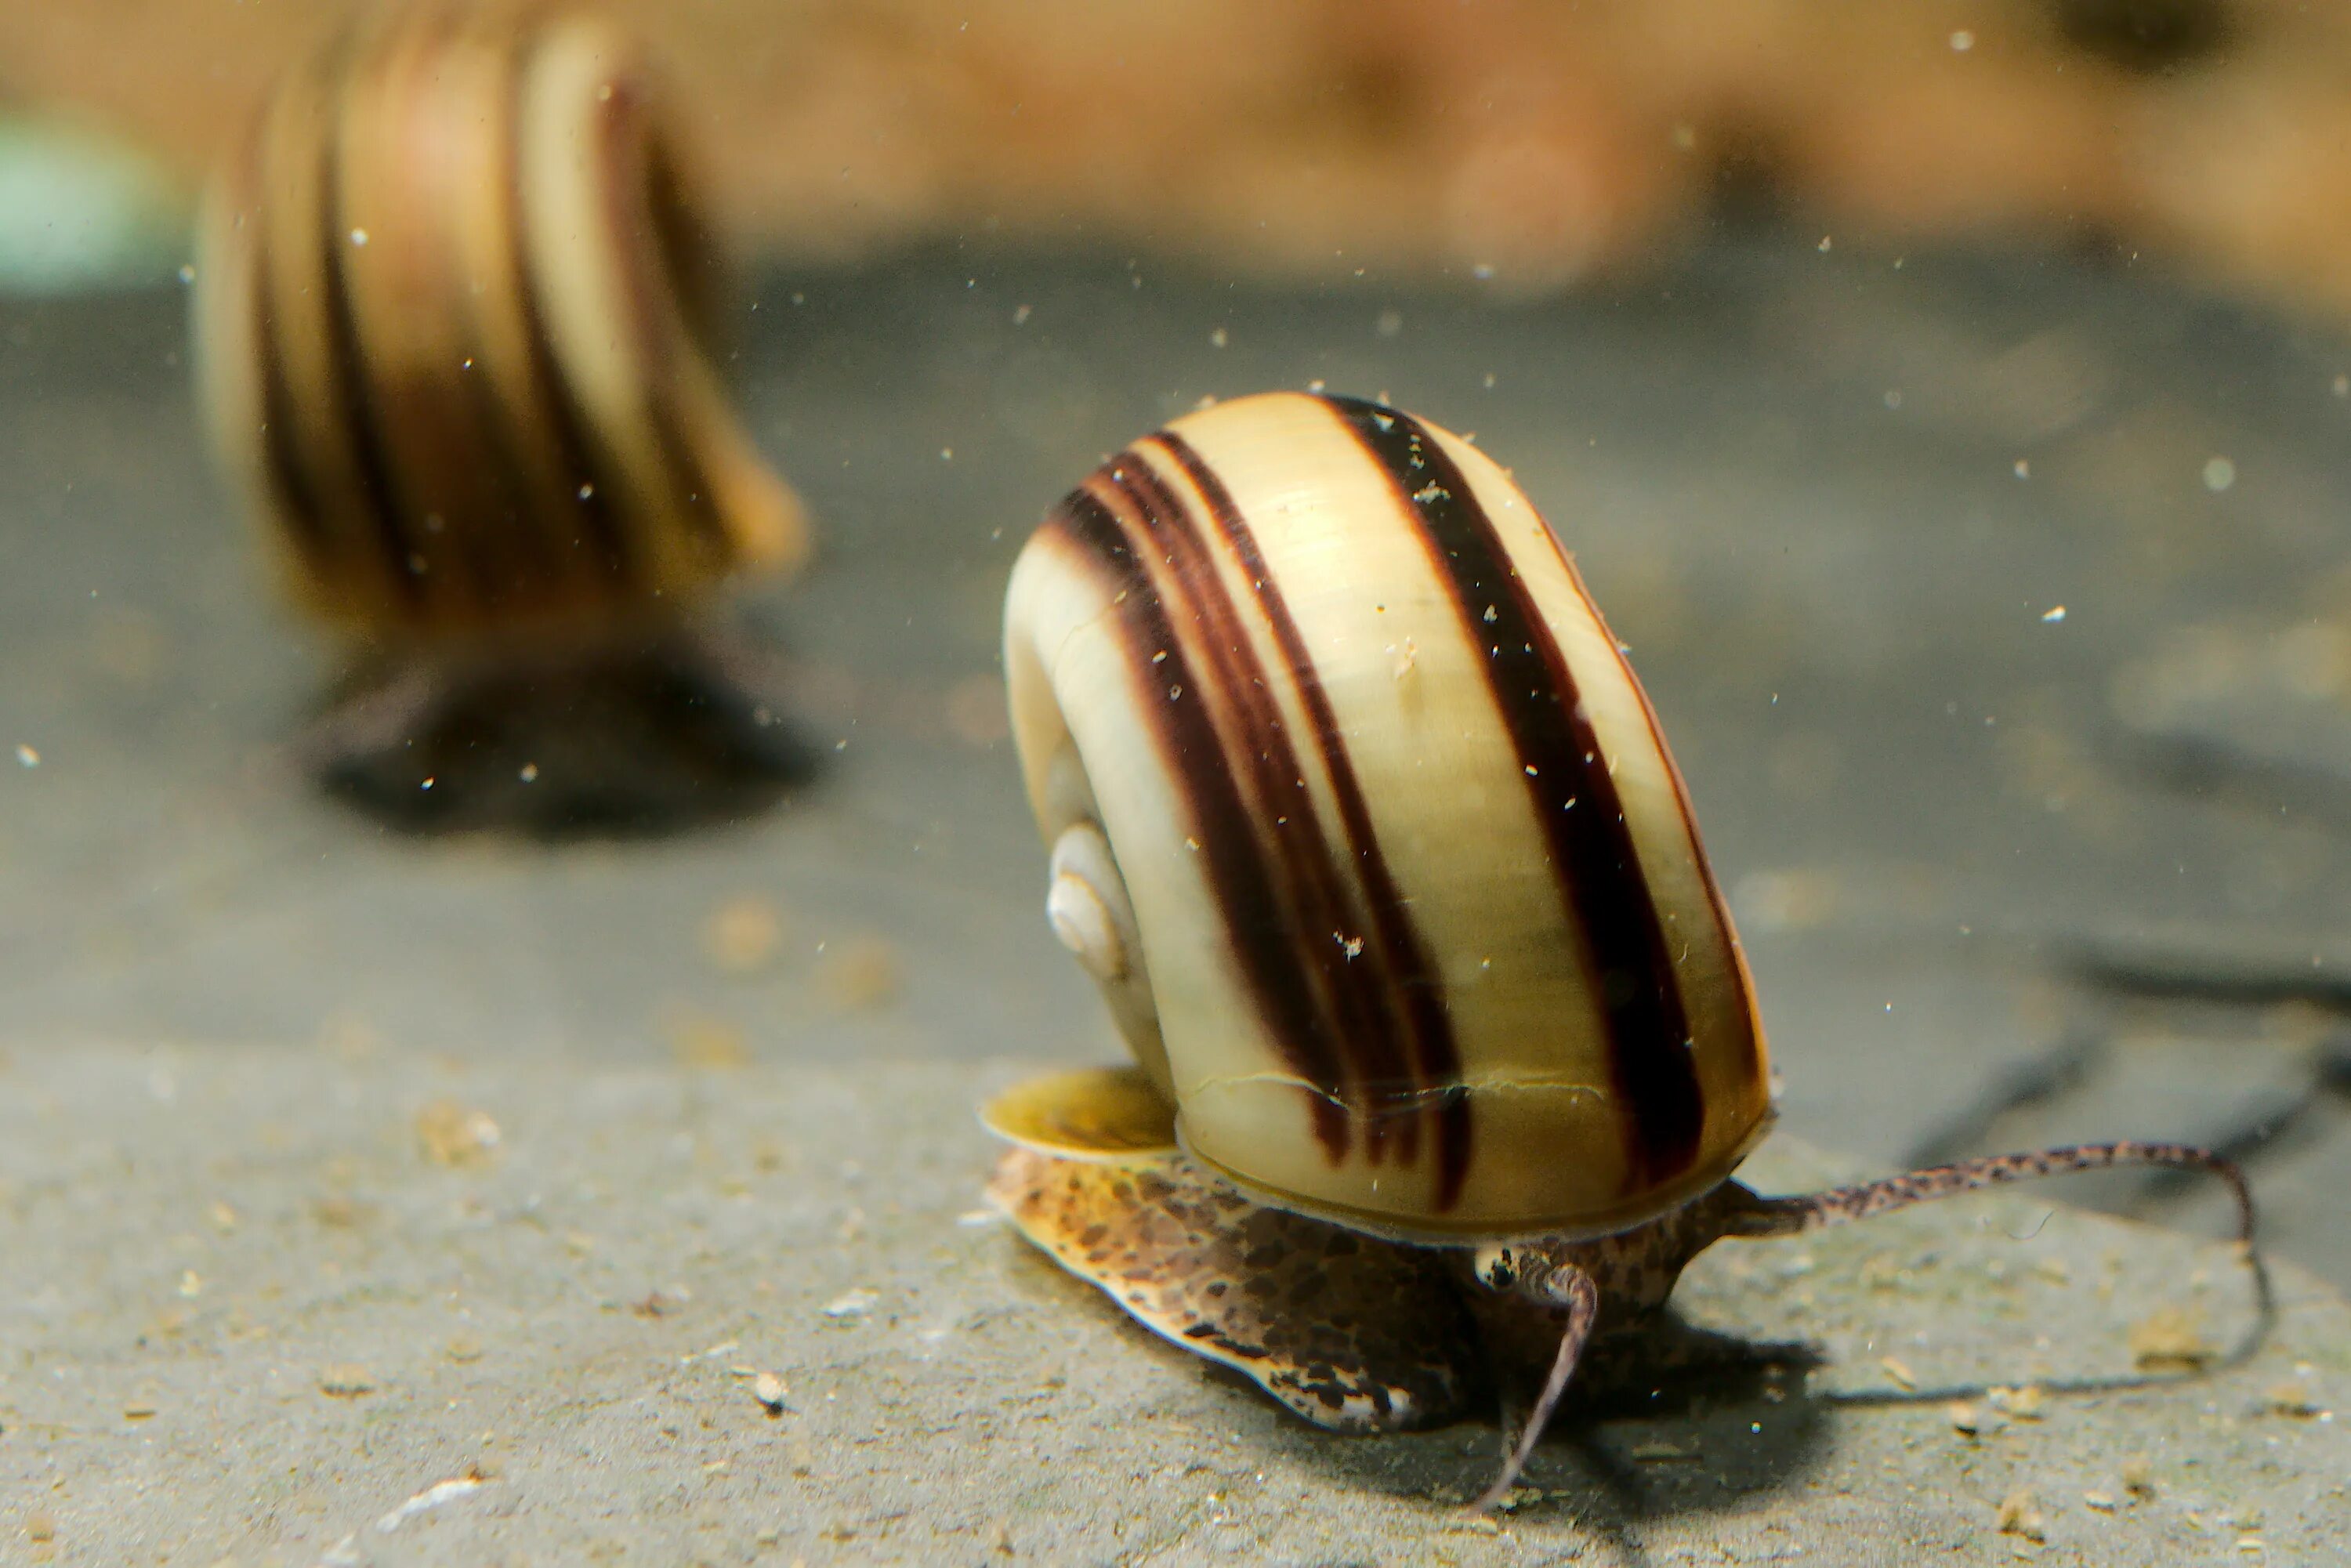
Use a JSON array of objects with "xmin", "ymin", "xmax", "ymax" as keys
[{"xmin": 2203, "ymin": 455, "xmax": 2237, "ymax": 492}]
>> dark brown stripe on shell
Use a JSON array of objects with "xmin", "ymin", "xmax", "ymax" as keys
[
  {"xmin": 245, "ymin": 158, "xmax": 335, "ymax": 575},
  {"xmin": 316, "ymin": 84, "xmax": 426, "ymax": 609},
  {"xmin": 593, "ymin": 76, "xmax": 730, "ymax": 563},
  {"xmin": 1322, "ymin": 394, "xmax": 1706, "ymax": 1190},
  {"xmin": 1150, "ymin": 431, "xmax": 1475, "ymax": 1211},
  {"xmin": 1042, "ymin": 490, "xmax": 1350, "ymax": 1160},
  {"xmin": 504, "ymin": 34, "xmax": 634, "ymax": 592},
  {"xmin": 1096, "ymin": 449, "xmax": 1418, "ymax": 1167},
  {"xmin": 421, "ymin": 20, "xmax": 557, "ymax": 621},
  {"xmin": 360, "ymin": 9, "xmax": 506, "ymax": 619}
]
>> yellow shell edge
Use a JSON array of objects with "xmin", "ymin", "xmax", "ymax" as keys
[{"xmin": 979, "ymin": 1065, "xmax": 1180, "ymax": 1162}]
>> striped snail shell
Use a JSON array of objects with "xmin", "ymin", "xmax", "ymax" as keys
[
  {"xmin": 993, "ymin": 390, "xmax": 1773, "ymax": 1241},
  {"xmin": 984, "ymin": 395, "xmax": 2261, "ymax": 1511},
  {"xmin": 193, "ymin": 4, "xmax": 806, "ymax": 639}
]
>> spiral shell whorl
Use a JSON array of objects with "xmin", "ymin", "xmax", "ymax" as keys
[
  {"xmin": 1005, "ymin": 392, "xmax": 1773, "ymax": 1241},
  {"xmin": 194, "ymin": 5, "xmax": 805, "ymax": 638}
]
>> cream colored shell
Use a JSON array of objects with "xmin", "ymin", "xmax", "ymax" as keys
[
  {"xmin": 193, "ymin": 5, "xmax": 805, "ymax": 639},
  {"xmin": 1001, "ymin": 392, "xmax": 1772, "ymax": 1241}
]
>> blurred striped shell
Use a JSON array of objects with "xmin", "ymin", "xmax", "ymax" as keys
[
  {"xmin": 999, "ymin": 392, "xmax": 1773, "ymax": 1241},
  {"xmin": 193, "ymin": 5, "xmax": 805, "ymax": 637}
]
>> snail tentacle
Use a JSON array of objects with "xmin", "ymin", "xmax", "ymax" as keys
[
  {"xmin": 1465, "ymin": 1256, "xmax": 1599, "ymax": 1515},
  {"xmin": 1718, "ymin": 1140, "xmax": 2256, "ymax": 1247}
]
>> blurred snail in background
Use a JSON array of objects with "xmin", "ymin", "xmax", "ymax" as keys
[
  {"xmin": 193, "ymin": 3, "xmax": 810, "ymax": 835},
  {"xmin": 981, "ymin": 391, "xmax": 2262, "ymax": 1510}
]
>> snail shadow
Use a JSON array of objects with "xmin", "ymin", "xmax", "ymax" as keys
[
  {"xmin": 302, "ymin": 622, "xmax": 824, "ymax": 840},
  {"xmin": 1290, "ymin": 1315, "xmax": 1835, "ymax": 1557},
  {"xmin": 992, "ymin": 1215, "xmax": 1835, "ymax": 1563}
]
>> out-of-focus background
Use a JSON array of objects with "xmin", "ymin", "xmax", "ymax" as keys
[
  {"xmin": 11, "ymin": 0, "xmax": 2351, "ymax": 314},
  {"xmin": 4, "ymin": 3, "xmax": 2351, "ymax": 1562}
]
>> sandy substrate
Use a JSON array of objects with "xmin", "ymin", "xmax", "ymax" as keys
[{"xmin": 4, "ymin": 1048, "xmax": 2344, "ymax": 1566}]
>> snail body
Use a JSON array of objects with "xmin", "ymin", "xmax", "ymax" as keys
[
  {"xmin": 193, "ymin": 5, "xmax": 811, "ymax": 832},
  {"xmin": 984, "ymin": 393, "xmax": 2258, "ymax": 1508}
]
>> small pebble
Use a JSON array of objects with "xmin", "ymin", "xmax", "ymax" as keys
[
  {"xmin": 1879, "ymin": 1356, "xmax": 1918, "ymax": 1391},
  {"xmin": 632, "ymin": 1286, "xmax": 691, "ymax": 1318},
  {"xmin": 1996, "ymin": 1489, "xmax": 2046, "ymax": 1543},
  {"xmin": 2128, "ymin": 1308, "xmax": 2212, "ymax": 1371},
  {"xmin": 753, "ymin": 1371, "xmax": 789, "ymax": 1414},
  {"xmin": 822, "ymin": 1288, "xmax": 878, "ymax": 1320},
  {"xmin": 415, "ymin": 1101, "xmax": 502, "ymax": 1168},
  {"xmin": 2262, "ymin": 1382, "xmax": 2324, "ymax": 1418},
  {"xmin": 817, "ymin": 937, "xmax": 900, "ymax": 1010},
  {"xmin": 314, "ymin": 1195, "xmax": 365, "ymax": 1228},
  {"xmin": 1989, "ymin": 1384, "xmax": 2046, "ymax": 1421},
  {"xmin": 665, "ymin": 1012, "xmax": 750, "ymax": 1070},
  {"xmin": 320, "ymin": 1363, "xmax": 376, "ymax": 1397},
  {"xmin": 702, "ymin": 896, "xmax": 784, "ymax": 974}
]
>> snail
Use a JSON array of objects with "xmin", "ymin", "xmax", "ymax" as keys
[
  {"xmin": 192, "ymin": 3, "xmax": 811, "ymax": 835},
  {"xmin": 981, "ymin": 390, "xmax": 2259, "ymax": 1510}
]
